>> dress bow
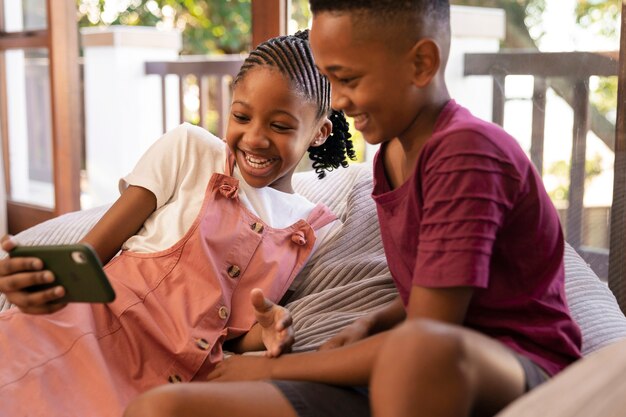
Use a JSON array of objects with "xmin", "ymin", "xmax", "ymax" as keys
[
  {"xmin": 291, "ymin": 230, "xmax": 307, "ymax": 246},
  {"xmin": 219, "ymin": 183, "xmax": 238, "ymax": 199}
]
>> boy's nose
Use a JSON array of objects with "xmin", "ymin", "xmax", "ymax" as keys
[{"xmin": 331, "ymin": 90, "xmax": 350, "ymax": 112}]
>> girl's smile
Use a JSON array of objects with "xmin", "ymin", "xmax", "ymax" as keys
[
  {"xmin": 226, "ymin": 67, "xmax": 329, "ymax": 193},
  {"xmin": 241, "ymin": 150, "xmax": 279, "ymax": 173}
]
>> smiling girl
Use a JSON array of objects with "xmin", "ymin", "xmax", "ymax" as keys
[{"xmin": 0, "ymin": 30, "xmax": 354, "ymax": 417}]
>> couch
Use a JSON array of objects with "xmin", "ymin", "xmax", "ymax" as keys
[{"xmin": 2, "ymin": 163, "xmax": 625, "ymax": 415}]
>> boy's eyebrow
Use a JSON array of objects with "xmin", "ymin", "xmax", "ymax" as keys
[{"xmin": 316, "ymin": 64, "xmax": 344, "ymax": 74}]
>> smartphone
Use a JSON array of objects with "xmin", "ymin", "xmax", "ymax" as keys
[{"xmin": 9, "ymin": 243, "xmax": 116, "ymax": 303}]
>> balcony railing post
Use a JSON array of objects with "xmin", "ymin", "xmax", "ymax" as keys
[
  {"xmin": 491, "ymin": 73, "xmax": 505, "ymax": 126},
  {"xmin": 531, "ymin": 77, "xmax": 547, "ymax": 175},
  {"xmin": 567, "ymin": 78, "xmax": 590, "ymax": 251}
]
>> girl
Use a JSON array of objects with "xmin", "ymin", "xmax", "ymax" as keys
[{"xmin": 0, "ymin": 30, "xmax": 354, "ymax": 417}]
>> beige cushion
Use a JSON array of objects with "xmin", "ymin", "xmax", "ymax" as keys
[{"xmin": 2, "ymin": 163, "xmax": 625, "ymax": 358}]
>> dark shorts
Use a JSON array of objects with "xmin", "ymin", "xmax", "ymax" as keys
[
  {"xmin": 271, "ymin": 355, "xmax": 548, "ymax": 417},
  {"xmin": 515, "ymin": 353, "xmax": 551, "ymax": 392},
  {"xmin": 271, "ymin": 381, "xmax": 370, "ymax": 417}
]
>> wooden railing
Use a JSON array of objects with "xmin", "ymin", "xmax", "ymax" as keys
[
  {"xmin": 464, "ymin": 50, "xmax": 619, "ymax": 281},
  {"xmin": 144, "ymin": 55, "xmax": 245, "ymax": 138}
]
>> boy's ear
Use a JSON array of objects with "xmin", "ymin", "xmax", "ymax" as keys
[
  {"xmin": 311, "ymin": 117, "xmax": 333, "ymax": 147},
  {"xmin": 409, "ymin": 38, "xmax": 441, "ymax": 88}
]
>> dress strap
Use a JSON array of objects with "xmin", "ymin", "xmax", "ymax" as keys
[
  {"xmin": 224, "ymin": 149, "xmax": 236, "ymax": 177},
  {"xmin": 305, "ymin": 204, "xmax": 338, "ymax": 230}
]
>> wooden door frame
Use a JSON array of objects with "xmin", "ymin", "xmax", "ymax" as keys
[
  {"xmin": 252, "ymin": 0, "xmax": 288, "ymax": 47},
  {"xmin": 608, "ymin": 4, "xmax": 626, "ymax": 312},
  {"xmin": 0, "ymin": 0, "xmax": 81, "ymax": 234}
]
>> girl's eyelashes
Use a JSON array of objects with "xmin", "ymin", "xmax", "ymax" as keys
[
  {"xmin": 271, "ymin": 123, "xmax": 294, "ymax": 133},
  {"xmin": 232, "ymin": 112, "xmax": 250, "ymax": 123},
  {"xmin": 232, "ymin": 112, "xmax": 294, "ymax": 132}
]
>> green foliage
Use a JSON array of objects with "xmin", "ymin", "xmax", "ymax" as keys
[
  {"xmin": 546, "ymin": 154, "xmax": 605, "ymax": 202},
  {"xmin": 575, "ymin": 0, "xmax": 621, "ymax": 38},
  {"xmin": 76, "ymin": 0, "xmax": 251, "ymax": 54}
]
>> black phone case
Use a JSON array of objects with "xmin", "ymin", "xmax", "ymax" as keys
[{"xmin": 9, "ymin": 244, "xmax": 116, "ymax": 303}]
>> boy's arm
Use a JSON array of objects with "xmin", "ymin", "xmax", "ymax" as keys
[
  {"xmin": 405, "ymin": 285, "xmax": 474, "ymax": 324},
  {"xmin": 208, "ymin": 286, "xmax": 473, "ymax": 385},
  {"xmin": 210, "ymin": 330, "xmax": 390, "ymax": 386},
  {"xmin": 318, "ymin": 294, "xmax": 406, "ymax": 350}
]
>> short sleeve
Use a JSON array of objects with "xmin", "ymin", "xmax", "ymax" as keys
[
  {"xmin": 120, "ymin": 123, "xmax": 225, "ymax": 209},
  {"xmin": 414, "ymin": 132, "xmax": 523, "ymax": 289}
]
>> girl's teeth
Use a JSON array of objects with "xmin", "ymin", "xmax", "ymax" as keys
[{"xmin": 245, "ymin": 154, "xmax": 273, "ymax": 168}]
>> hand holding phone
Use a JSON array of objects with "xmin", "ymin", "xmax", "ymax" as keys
[{"xmin": 8, "ymin": 243, "xmax": 116, "ymax": 303}]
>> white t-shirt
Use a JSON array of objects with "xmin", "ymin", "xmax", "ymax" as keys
[{"xmin": 119, "ymin": 123, "xmax": 334, "ymax": 253}]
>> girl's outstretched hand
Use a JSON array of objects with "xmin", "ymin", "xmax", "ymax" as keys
[
  {"xmin": 251, "ymin": 288, "xmax": 294, "ymax": 357},
  {"xmin": 0, "ymin": 235, "xmax": 67, "ymax": 314}
]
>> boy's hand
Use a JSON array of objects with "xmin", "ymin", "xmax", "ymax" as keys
[
  {"xmin": 251, "ymin": 288, "xmax": 294, "ymax": 357},
  {"xmin": 0, "ymin": 235, "xmax": 67, "ymax": 314},
  {"xmin": 318, "ymin": 317, "xmax": 371, "ymax": 350}
]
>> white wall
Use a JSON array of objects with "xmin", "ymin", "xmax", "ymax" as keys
[{"xmin": 81, "ymin": 26, "xmax": 182, "ymax": 207}]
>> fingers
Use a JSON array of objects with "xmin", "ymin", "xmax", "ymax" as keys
[
  {"xmin": 0, "ymin": 254, "xmax": 66, "ymax": 313},
  {"xmin": 251, "ymin": 288, "xmax": 277, "ymax": 328},
  {"xmin": 0, "ymin": 269, "xmax": 53, "ymax": 293},
  {"xmin": 318, "ymin": 335, "xmax": 346, "ymax": 351},
  {"xmin": 250, "ymin": 288, "xmax": 273, "ymax": 313},
  {"xmin": 0, "ymin": 235, "xmax": 16, "ymax": 252},
  {"xmin": 0, "ymin": 256, "xmax": 43, "ymax": 278},
  {"xmin": 266, "ymin": 332, "xmax": 294, "ymax": 358},
  {"xmin": 4, "ymin": 282, "xmax": 66, "ymax": 314}
]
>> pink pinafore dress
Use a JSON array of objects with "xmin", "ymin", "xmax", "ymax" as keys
[{"xmin": 0, "ymin": 154, "xmax": 335, "ymax": 417}]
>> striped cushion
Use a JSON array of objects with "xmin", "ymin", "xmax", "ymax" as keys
[{"xmin": 1, "ymin": 163, "xmax": 625, "ymax": 356}]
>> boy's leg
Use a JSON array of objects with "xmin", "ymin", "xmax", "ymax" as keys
[
  {"xmin": 124, "ymin": 381, "xmax": 298, "ymax": 417},
  {"xmin": 370, "ymin": 319, "xmax": 527, "ymax": 417}
]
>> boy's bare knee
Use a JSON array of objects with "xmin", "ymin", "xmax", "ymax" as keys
[{"xmin": 389, "ymin": 319, "xmax": 472, "ymax": 378}]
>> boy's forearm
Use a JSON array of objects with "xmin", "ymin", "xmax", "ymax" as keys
[{"xmin": 269, "ymin": 331, "xmax": 389, "ymax": 386}]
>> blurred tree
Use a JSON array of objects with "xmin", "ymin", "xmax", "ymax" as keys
[{"xmin": 76, "ymin": 0, "xmax": 251, "ymax": 54}]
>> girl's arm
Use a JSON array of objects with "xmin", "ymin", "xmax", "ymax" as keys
[
  {"xmin": 224, "ymin": 289, "xmax": 294, "ymax": 357},
  {"xmin": 81, "ymin": 185, "xmax": 157, "ymax": 264},
  {"xmin": 0, "ymin": 185, "xmax": 156, "ymax": 314}
]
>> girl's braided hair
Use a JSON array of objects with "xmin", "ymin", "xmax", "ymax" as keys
[{"xmin": 233, "ymin": 30, "xmax": 356, "ymax": 179}]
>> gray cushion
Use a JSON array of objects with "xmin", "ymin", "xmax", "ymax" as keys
[{"xmin": 1, "ymin": 164, "xmax": 625, "ymax": 357}]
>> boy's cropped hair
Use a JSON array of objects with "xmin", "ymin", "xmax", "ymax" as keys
[{"xmin": 309, "ymin": 0, "xmax": 450, "ymax": 25}]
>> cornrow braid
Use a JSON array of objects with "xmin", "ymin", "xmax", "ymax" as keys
[{"xmin": 234, "ymin": 29, "xmax": 355, "ymax": 179}]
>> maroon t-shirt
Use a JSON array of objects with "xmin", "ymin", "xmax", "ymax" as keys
[{"xmin": 372, "ymin": 100, "xmax": 581, "ymax": 375}]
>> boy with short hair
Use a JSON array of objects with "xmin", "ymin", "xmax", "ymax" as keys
[{"xmin": 124, "ymin": 2, "xmax": 582, "ymax": 416}]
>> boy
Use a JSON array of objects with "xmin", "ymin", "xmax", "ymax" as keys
[{"xmin": 124, "ymin": 2, "xmax": 581, "ymax": 417}]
